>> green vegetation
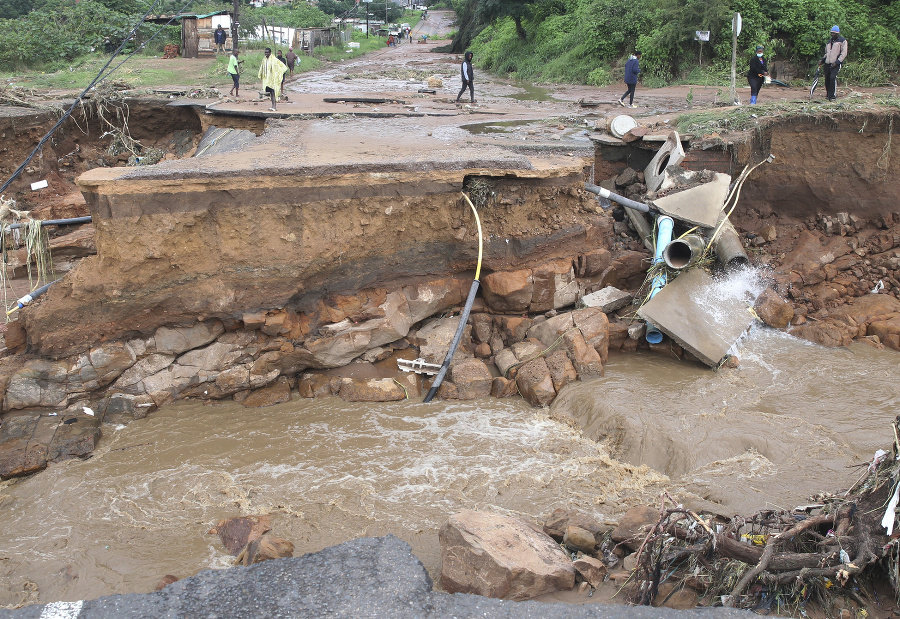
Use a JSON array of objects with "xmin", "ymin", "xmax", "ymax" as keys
[
  {"xmin": 676, "ymin": 95, "xmax": 900, "ymax": 135},
  {"xmin": 0, "ymin": 28, "xmax": 392, "ymax": 91},
  {"xmin": 1, "ymin": 55, "xmax": 181, "ymax": 89},
  {"xmin": 450, "ymin": 0, "xmax": 900, "ymax": 87}
]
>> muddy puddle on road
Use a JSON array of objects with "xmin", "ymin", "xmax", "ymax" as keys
[
  {"xmin": 1, "ymin": 323, "xmax": 897, "ymax": 607},
  {"xmin": 503, "ymin": 82, "xmax": 562, "ymax": 102}
]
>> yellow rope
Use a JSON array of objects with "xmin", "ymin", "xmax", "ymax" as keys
[
  {"xmin": 461, "ymin": 192, "xmax": 483, "ymax": 281},
  {"xmin": 392, "ymin": 378, "xmax": 409, "ymax": 400}
]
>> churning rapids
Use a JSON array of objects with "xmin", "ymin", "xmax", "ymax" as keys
[{"xmin": 0, "ymin": 267, "xmax": 897, "ymax": 607}]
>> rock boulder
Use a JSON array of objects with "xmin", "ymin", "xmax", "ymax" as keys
[
  {"xmin": 450, "ymin": 359, "xmax": 493, "ymax": 400},
  {"xmin": 439, "ymin": 510, "xmax": 575, "ymax": 600}
]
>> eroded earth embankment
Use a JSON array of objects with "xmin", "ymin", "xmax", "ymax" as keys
[{"xmin": 1, "ymin": 105, "xmax": 899, "ymax": 481}]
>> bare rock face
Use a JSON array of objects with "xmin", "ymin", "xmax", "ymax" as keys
[
  {"xmin": 296, "ymin": 372, "xmax": 338, "ymax": 398},
  {"xmin": 495, "ymin": 316, "xmax": 532, "ymax": 344},
  {"xmin": 411, "ymin": 316, "xmax": 472, "ymax": 364},
  {"xmin": 526, "ymin": 313, "xmax": 574, "ymax": 349},
  {"xmin": 208, "ymin": 515, "xmax": 272, "ymax": 556},
  {"xmin": 564, "ymin": 330, "xmax": 604, "ymax": 379},
  {"xmin": 868, "ymin": 317, "xmax": 900, "ymax": 350},
  {"xmin": 572, "ymin": 307, "xmax": 610, "ymax": 362},
  {"xmin": 754, "ymin": 288, "xmax": 794, "ymax": 329},
  {"xmin": 338, "ymin": 377, "xmax": 406, "ymax": 402},
  {"xmin": 470, "ymin": 313, "xmax": 494, "ymax": 343},
  {"xmin": 611, "ymin": 505, "xmax": 659, "ymax": 550},
  {"xmin": 153, "ymin": 322, "xmax": 224, "ymax": 355},
  {"xmin": 403, "ymin": 278, "xmax": 469, "ymax": 323},
  {"xmin": 600, "ymin": 251, "xmax": 650, "ymax": 289},
  {"xmin": 0, "ymin": 412, "xmax": 100, "ymax": 479},
  {"xmin": 481, "ymin": 269, "xmax": 534, "ymax": 312},
  {"xmin": 531, "ymin": 259, "xmax": 578, "ymax": 311},
  {"xmin": 241, "ymin": 377, "xmax": 292, "ymax": 408},
  {"xmin": 830, "ymin": 293, "xmax": 900, "ymax": 349},
  {"xmin": 450, "ymin": 358, "xmax": 493, "ymax": 400},
  {"xmin": 790, "ymin": 319, "xmax": 857, "ymax": 347},
  {"xmin": 439, "ymin": 509, "xmax": 576, "ymax": 600},
  {"xmin": 544, "ymin": 350, "xmax": 576, "ymax": 392},
  {"xmin": 515, "ymin": 358, "xmax": 556, "ymax": 407}
]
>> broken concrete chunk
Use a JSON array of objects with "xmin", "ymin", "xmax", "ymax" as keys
[
  {"xmin": 653, "ymin": 172, "xmax": 731, "ymax": 229},
  {"xmin": 637, "ymin": 268, "xmax": 754, "ymax": 367},
  {"xmin": 581, "ymin": 286, "xmax": 632, "ymax": 313},
  {"xmin": 644, "ymin": 132, "xmax": 685, "ymax": 192}
]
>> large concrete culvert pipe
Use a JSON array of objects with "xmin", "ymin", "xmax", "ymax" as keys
[{"xmin": 712, "ymin": 213, "xmax": 751, "ymax": 270}]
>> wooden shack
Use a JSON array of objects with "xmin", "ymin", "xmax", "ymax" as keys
[
  {"xmin": 291, "ymin": 28, "xmax": 339, "ymax": 54},
  {"xmin": 180, "ymin": 11, "xmax": 232, "ymax": 58}
]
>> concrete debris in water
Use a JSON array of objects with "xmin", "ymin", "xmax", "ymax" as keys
[{"xmin": 637, "ymin": 268, "xmax": 755, "ymax": 367}]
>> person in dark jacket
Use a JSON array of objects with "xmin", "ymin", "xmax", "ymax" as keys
[
  {"xmin": 455, "ymin": 51, "xmax": 474, "ymax": 104},
  {"xmin": 818, "ymin": 25, "xmax": 848, "ymax": 101},
  {"xmin": 747, "ymin": 45, "xmax": 769, "ymax": 104},
  {"xmin": 214, "ymin": 25, "xmax": 228, "ymax": 54},
  {"xmin": 618, "ymin": 52, "xmax": 641, "ymax": 108}
]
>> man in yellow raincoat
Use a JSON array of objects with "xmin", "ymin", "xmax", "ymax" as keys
[{"xmin": 258, "ymin": 47, "xmax": 287, "ymax": 111}]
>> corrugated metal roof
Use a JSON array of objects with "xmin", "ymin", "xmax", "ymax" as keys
[{"xmin": 194, "ymin": 10, "xmax": 230, "ymax": 18}]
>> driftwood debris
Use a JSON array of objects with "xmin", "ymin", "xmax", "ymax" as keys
[{"xmin": 622, "ymin": 419, "xmax": 900, "ymax": 616}]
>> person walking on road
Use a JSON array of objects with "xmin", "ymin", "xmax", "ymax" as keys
[
  {"xmin": 258, "ymin": 47, "xmax": 287, "ymax": 111},
  {"xmin": 818, "ymin": 25, "xmax": 848, "ymax": 101},
  {"xmin": 214, "ymin": 25, "xmax": 228, "ymax": 54},
  {"xmin": 747, "ymin": 45, "xmax": 769, "ymax": 104},
  {"xmin": 285, "ymin": 48, "xmax": 298, "ymax": 77},
  {"xmin": 227, "ymin": 49, "xmax": 243, "ymax": 97},
  {"xmin": 618, "ymin": 51, "xmax": 641, "ymax": 108},
  {"xmin": 455, "ymin": 51, "xmax": 475, "ymax": 104}
]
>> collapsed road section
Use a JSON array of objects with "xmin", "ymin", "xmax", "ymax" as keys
[{"xmin": 1, "ymin": 101, "xmax": 899, "ymax": 483}]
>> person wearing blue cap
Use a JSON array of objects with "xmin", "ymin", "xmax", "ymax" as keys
[{"xmin": 818, "ymin": 26, "xmax": 848, "ymax": 101}]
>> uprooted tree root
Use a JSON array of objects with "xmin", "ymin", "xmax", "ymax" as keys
[{"xmin": 624, "ymin": 419, "xmax": 900, "ymax": 616}]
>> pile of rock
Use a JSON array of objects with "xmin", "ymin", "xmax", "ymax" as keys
[
  {"xmin": 439, "ymin": 505, "xmax": 699, "ymax": 608},
  {"xmin": 757, "ymin": 212, "xmax": 900, "ymax": 350}
]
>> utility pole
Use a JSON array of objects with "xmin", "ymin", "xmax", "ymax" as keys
[
  {"xmin": 232, "ymin": 0, "xmax": 239, "ymax": 52},
  {"xmin": 364, "ymin": 0, "xmax": 371, "ymax": 38},
  {"xmin": 730, "ymin": 12, "xmax": 741, "ymax": 105}
]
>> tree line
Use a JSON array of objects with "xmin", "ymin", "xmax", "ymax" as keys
[
  {"xmin": 445, "ymin": 0, "xmax": 899, "ymax": 86},
  {"xmin": 0, "ymin": 0, "xmax": 402, "ymax": 71}
]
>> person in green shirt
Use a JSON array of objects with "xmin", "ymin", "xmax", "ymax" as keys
[{"xmin": 227, "ymin": 49, "xmax": 243, "ymax": 97}]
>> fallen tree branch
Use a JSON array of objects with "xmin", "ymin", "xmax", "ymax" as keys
[{"xmin": 725, "ymin": 511, "xmax": 842, "ymax": 606}]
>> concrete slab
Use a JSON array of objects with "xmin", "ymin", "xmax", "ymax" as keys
[
  {"xmin": 194, "ymin": 126, "xmax": 257, "ymax": 157},
  {"xmin": 588, "ymin": 133, "xmax": 625, "ymax": 146},
  {"xmin": 653, "ymin": 173, "xmax": 730, "ymax": 228},
  {"xmin": 642, "ymin": 133, "xmax": 692, "ymax": 142},
  {"xmin": 637, "ymin": 268, "xmax": 754, "ymax": 367},
  {"xmin": 581, "ymin": 286, "xmax": 633, "ymax": 313}
]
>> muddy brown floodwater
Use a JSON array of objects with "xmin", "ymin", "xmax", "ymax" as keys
[{"xmin": 0, "ymin": 269, "xmax": 897, "ymax": 607}]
